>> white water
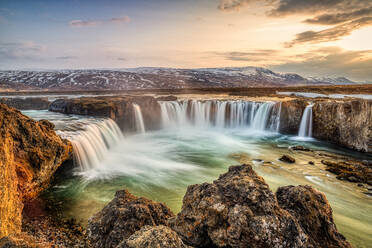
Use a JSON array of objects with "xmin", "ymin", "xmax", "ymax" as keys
[
  {"xmin": 69, "ymin": 119, "xmax": 123, "ymax": 171},
  {"xmin": 133, "ymin": 103, "xmax": 146, "ymax": 133},
  {"xmin": 159, "ymin": 100, "xmax": 280, "ymax": 131},
  {"xmin": 298, "ymin": 104, "xmax": 314, "ymax": 137}
]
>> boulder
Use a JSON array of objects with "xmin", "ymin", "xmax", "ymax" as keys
[
  {"xmin": 118, "ymin": 225, "xmax": 189, "ymax": 248},
  {"xmin": 277, "ymin": 185, "xmax": 352, "ymax": 248},
  {"xmin": 170, "ymin": 164, "xmax": 309, "ymax": 248},
  {"xmin": 87, "ymin": 190, "xmax": 174, "ymax": 248},
  {"xmin": 0, "ymin": 104, "xmax": 72, "ymax": 238},
  {"xmin": 279, "ymin": 155, "xmax": 296, "ymax": 163}
]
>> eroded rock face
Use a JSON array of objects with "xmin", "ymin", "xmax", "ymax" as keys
[
  {"xmin": 170, "ymin": 164, "xmax": 351, "ymax": 248},
  {"xmin": 0, "ymin": 104, "xmax": 72, "ymax": 238},
  {"xmin": 118, "ymin": 225, "xmax": 189, "ymax": 248},
  {"xmin": 278, "ymin": 99, "xmax": 307, "ymax": 134},
  {"xmin": 49, "ymin": 96, "xmax": 161, "ymax": 132},
  {"xmin": 87, "ymin": 189, "xmax": 174, "ymax": 248},
  {"xmin": 170, "ymin": 164, "xmax": 309, "ymax": 248},
  {"xmin": 277, "ymin": 185, "xmax": 352, "ymax": 248},
  {"xmin": 312, "ymin": 99, "xmax": 372, "ymax": 152},
  {"xmin": 0, "ymin": 97, "xmax": 50, "ymax": 110},
  {"xmin": 321, "ymin": 160, "xmax": 372, "ymax": 185}
]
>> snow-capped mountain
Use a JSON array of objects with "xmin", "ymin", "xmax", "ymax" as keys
[{"xmin": 0, "ymin": 67, "xmax": 358, "ymax": 91}]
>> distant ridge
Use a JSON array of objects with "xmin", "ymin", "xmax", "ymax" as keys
[{"xmin": 0, "ymin": 67, "xmax": 359, "ymax": 91}]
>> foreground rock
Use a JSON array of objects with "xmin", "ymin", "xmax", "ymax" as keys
[
  {"xmin": 88, "ymin": 189, "xmax": 174, "ymax": 248},
  {"xmin": 0, "ymin": 104, "xmax": 72, "ymax": 238},
  {"xmin": 118, "ymin": 225, "xmax": 189, "ymax": 248},
  {"xmin": 277, "ymin": 185, "xmax": 351, "ymax": 248},
  {"xmin": 170, "ymin": 164, "xmax": 351, "ymax": 248},
  {"xmin": 49, "ymin": 96, "xmax": 161, "ymax": 132},
  {"xmin": 0, "ymin": 97, "xmax": 50, "ymax": 110},
  {"xmin": 313, "ymin": 99, "xmax": 372, "ymax": 152}
]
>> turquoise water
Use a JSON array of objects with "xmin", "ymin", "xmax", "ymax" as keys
[{"xmin": 24, "ymin": 110, "xmax": 372, "ymax": 248}]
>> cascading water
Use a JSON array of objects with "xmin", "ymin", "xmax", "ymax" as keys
[
  {"xmin": 159, "ymin": 100, "xmax": 280, "ymax": 131},
  {"xmin": 298, "ymin": 103, "xmax": 314, "ymax": 137},
  {"xmin": 133, "ymin": 103, "xmax": 146, "ymax": 133},
  {"xmin": 66, "ymin": 119, "xmax": 123, "ymax": 171}
]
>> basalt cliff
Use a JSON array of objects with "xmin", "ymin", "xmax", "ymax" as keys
[{"xmin": 0, "ymin": 104, "xmax": 72, "ymax": 238}]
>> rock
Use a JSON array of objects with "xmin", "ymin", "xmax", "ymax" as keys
[
  {"xmin": 312, "ymin": 99, "xmax": 372, "ymax": 153},
  {"xmin": 49, "ymin": 96, "xmax": 161, "ymax": 133},
  {"xmin": 0, "ymin": 97, "xmax": 50, "ymax": 110},
  {"xmin": 279, "ymin": 155, "xmax": 296, "ymax": 163},
  {"xmin": 278, "ymin": 100, "xmax": 307, "ymax": 134},
  {"xmin": 87, "ymin": 190, "xmax": 174, "ymax": 248},
  {"xmin": 118, "ymin": 225, "xmax": 189, "ymax": 248},
  {"xmin": 170, "ymin": 164, "xmax": 309, "ymax": 248},
  {"xmin": 276, "ymin": 185, "xmax": 352, "ymax": 248},
  {"xmin": 0, "ymin": 104, "xmax": 72, "ymax": 238},
  {"xmin": 290, "ymin": 145, "xmax": 311, "ymax": 152},
  {"xmin": 321, "ymin": 160, "xmax": 372, "ymax": 185},
  {"xmin": 156, "ymin": 95, "xmax": 178, "ymax": 101},
  {"xmin": 308, "ymin": 161, "xmax": 314, "ymax": 165}
]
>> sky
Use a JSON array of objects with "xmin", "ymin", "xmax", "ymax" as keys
[{"xmin": 0, "ymin": 0, "xmax": 372, "ymax": 81}]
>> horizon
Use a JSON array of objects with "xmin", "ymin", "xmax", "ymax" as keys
[{"xmin": 1, "ymin": 0, "xmax": 372, "ymax": 81}]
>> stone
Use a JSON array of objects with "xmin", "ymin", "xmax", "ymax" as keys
[
  {"xmin": 277, "ymin": 185, "xmax": 352, "ymax": 248},
  {"xmin": 279, "ymin": 155, "xmax": 296, "ymax": 163},
  {"xmin": 290, "ymin": 145, "xmax": 311, "ymax": 152},
  {"xmin": 170, "ymin": 164, "xmax": 309, "ymax": 248},
  {"xmin": 312, "ymin": 99, "xmax": 371, "ymax": 153},
  {"xmin": 0, "ymin": 97, "xmax": 50, "ymax": 110},
  {"xmin": 308, "ymin": 161, "xmax": 314, "ymax": 165},
  {"xmin": 0, "ymin": 104, "xmax": 72, "ymax": 238},
  {"xmin": 321, "ymin": 160, "xmax": 372, "ymax": 185},
  {"xmin": 118, "ymin": 225, "xmax": 189, "ymax": 248},
  {"xmin": 87, "ymin": 190, "xmax": 174, "ymax": 248}
]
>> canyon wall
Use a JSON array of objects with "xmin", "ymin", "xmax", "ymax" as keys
[
  {"xmin": 0, "ymin": 97, "xmax": 50, "ymax": 110},
  {"xmin": 0, "ymin": 104, "xmax": 72, "ymax": 238},
  {"xmin": 48, "ymin": 96, "xmax": 162, "ymax": 133},
  {"xmin": 312, "ymin": 99, "xmax": 371, "ymax": 153}
]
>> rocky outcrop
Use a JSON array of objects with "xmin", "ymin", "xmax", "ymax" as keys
[
  {"xmin": 278, "ymin": 99, "xmax": 307, "ymax": 134},
  {"xmin": 170, "ymin": 164, "xmax": 351, "ymax": 248},
  {"xmin": 49, "ymin": 96, "xmax": 161, "ymax": 132},
  {"xmin": 277, "ymin": 185, "xmax": 351, "ymax": 248},
  {"xmin": 312, "ymin": 99, "xmax": 372, "ymax": 152},
  {"xmin": 321, "ymin": 160, "xmax": 372, "ymax": 185},
  {"xmin": 87, "ymin": 189, "xmax": 174, "ymax": 248},
  {"xmin": 279, "ymin": 154, "xmax": 296, "ymax": 163},
  {"xmin": 0, "ymin": 104, "xmax": 72, "ymax": 238},
  {"xmin": 0, "ymin": 97, "xmax": 50, "ymax": 110},
  {"xmin": 118, "ymin": 225, "xmax": 189, "ymax": 248}
]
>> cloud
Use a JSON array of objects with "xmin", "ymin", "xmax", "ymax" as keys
[
  {"xmin": 211, "ymin": 50, "xmax": 279, "ymax": 61},
  {"xmin": 218, "ymin": 0, "xmax": 257, "ymax": 11},
  {"xmin": 0, "ymin": 41, "xmax": 46, "ymax": 60},
  {"xmin": 69, "ymin": 16, "xmax": 130, "ymax": 28},
  {"xmin": 286, "ymin": 17, "xmax": 372, "ymax": 47},
  {"xmin": 56, "ymin": 56, "xmax": 77, "ymax": 60},
  {"xmin": 271, "ymin": 47, "xmax": 372, "ymax": 81},
  {"xmin": 117, "ymin": 57, "xmax": 126, "ymax": 61},
  {"xmin": 304, "ymin": 7, "xmax": 372, "ymax": 25}
]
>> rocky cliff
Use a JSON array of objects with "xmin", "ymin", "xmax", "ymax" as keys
[
  {"xmin": 312, "ymin": 99, "xmax": 372, "ymax": 153},
  {"xmin": 48, "ymin": 96, "xmax": 162, "ymax": 133},
  {"xmin": 0, "ymin": 104, "xmax": 72, "ymax": 238},
  {"xmin": 0, "ymin": 97, "xmax": 50, "ymax": 110}
]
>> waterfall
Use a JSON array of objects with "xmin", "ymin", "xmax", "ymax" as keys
[
  {"xmin": 133, "ymin": 103, "xmax": 146, "ymax": 133},
  {"xmin": 251, "ymin": 102, "xmax": 276, "ymax": 130},
  {"xmin": 68, "ymin": 119, "xmax": 123, "ymax": 171},
  {"xmin": 159, "ymin": 100, "xmax": 279, "ymax": 131},
  {"xmin": 298, "ymin": 104, "xmax": 314, "ymax": 137}
]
